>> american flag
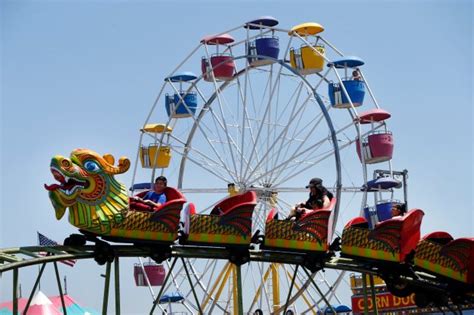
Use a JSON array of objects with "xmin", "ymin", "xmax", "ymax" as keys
[{"xmin": 37, "ymin": 232, "xmax": 77, "ymax": 267}]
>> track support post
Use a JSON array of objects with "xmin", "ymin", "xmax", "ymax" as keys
[{"xmin": 102, "ymin": 261, "xmax": 112, "ymax": 315}]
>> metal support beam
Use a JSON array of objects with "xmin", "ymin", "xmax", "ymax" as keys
[
  {"xmin": 182, "ymin": 257, "xmax": 204, "ymax": 315},
  {"xmin": 283, "ymin": 264, "xmax": 298, "ymax": 314},
  {"xmin": 53, "ymin": 262, "xmax": 67, "ymax": 315},
  {"xmin": 303, "ymin": 267, "xmax": 337, "ymax": 315},
  {"xmin": 12, "ymin": 268, "xmax": 18, "ymax": 315},
  {"xmin": 209, "ymin": 262, "xmax": 233, "ymax": 314},
  {"xmin": 114, "ymin": 257, "xmax": 121, "ymax": 315},
  {"xmin": 102, "ymin": 261, "xmax": 112, "ymax": 315},
  {"xmin": 202, "ymin": 262, "xmax": 230, "ymax": 309},
  {"xmin": 234, "ymin": 264, "xmax": 243, "ymax": 315},
  {"xmin": 271, "ymin": 263, "xmax": 280, "ymax": 313},
  {"xmin": 232, "ymin": 265, "xmax": 238, "ymax": 315},
  {"xmin": 369, "ymin": 274, "xmax": 379, "ymax": 315},
  {"xmin": 24, "ymin": 263, "xmax": 47, "ymax": 314},
  {"xmin": 362, "ymin": 273, "xmax": 369, "ymax": 315},
  {"xmin": 150, "ymin": 257, "xmax": 178, "ymax": 315}
]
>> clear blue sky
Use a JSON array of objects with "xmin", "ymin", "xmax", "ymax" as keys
[{"xmin": 1, "ymin": 0, "xmax": 472, "ymax": 313}]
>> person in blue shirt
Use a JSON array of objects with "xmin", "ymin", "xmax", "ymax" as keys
[{"xmin": 133, "ymin": 176, "xmax": 167, "ymax": 208}]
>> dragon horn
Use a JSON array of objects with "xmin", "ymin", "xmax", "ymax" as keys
[{"xmin": 101, "ymin": 154, "xmax": 131, "ymax": 174}]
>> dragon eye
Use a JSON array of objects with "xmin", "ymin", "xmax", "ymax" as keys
[
  {"xmin": 84, "ymin": 161, "xmax": 100, "ymax": 172},
  {"xmin": 61, "ymin": 159, "xmax": 71, "ymax": 168}
]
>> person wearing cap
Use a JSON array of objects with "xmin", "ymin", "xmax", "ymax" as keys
[{"xmin": 287, "ymin": 178, "xmax": 333, "ymax": 220}]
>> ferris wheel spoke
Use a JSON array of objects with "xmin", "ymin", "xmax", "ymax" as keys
[
  {"xmin": 258, "ymin": 262, "xmax": 274, "ymax": 312},
  {"xmin": 267, "ymin": 75, "xmax": 284, "ymax": 177},
  {"xmin": 169, "ymin": 144, "xmax": 236, "ymax": 184},
  {"xmin": 264, "ymin": 63, "xmax": 275, "ymax": 176},
  {"xmin": 194, "ymin": 84, "xmax": 246, "ymax": 172},
  {"xmin": 203, "ymin": 104, "xmax": 259, "ymax": 179},
  {"xmin": 207, "ymin": 66, "xmax": 245, "ymax": 181},
  {"xmin": 267, "ymin": 100, "xmax": 329, "ymax": 184},
  {"xmin": 242, "ymin": 61, "xmax": 287, "ymax": 182},
  {"xmin": 243, "ymin": 88, "xmax": 317, "ymax": 185},
  {"xmin": 190, "ymin": 122, "xmax": 240, "ymax": 183},
  {"xmin": 238, "ymin": 58, "xmax": 250, "ymax": 179},
  {"xmin": 233, "ymin": 67, "xmax": 268, "ymax": 181},
  {"xmin": 273, "ymin": 121, "xmax": 386, "ymax": 187},
  {"xmin": 273, "ymin": 145, "xmax": 341, "ymax": 188},
  {"xmin": 266, "ymin": 81, "xmax": 306, "ymax": 180},
  {"xmin": 254, "ymin": 119, "xmax": 357, "ymax": 188},
  {"xmin": 239, "ymin": 66, "xmax": 273, "ymax": 181},
  {"xmin": 246, "ymin": 263, "xmax": 260, "ymax": 313},
  {"xmin": 247, "ymin": 135, "xmax": 327, "ymax": 188},
  {"xmin": 273, "ymin": 142, "xmax": 330, "ymax": 186},
  {"xmin": 273, "ymin": 195, "xmax": 294, "ymax": 217}
]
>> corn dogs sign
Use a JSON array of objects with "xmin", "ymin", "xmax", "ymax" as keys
[{"xmin": 352, "ymin": 292, "xmax": 416, "ymax": 313}]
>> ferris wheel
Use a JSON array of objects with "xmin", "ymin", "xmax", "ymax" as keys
[{"xmin": 131, "ymin": 16, "xmax": 396, "ymax": 315}]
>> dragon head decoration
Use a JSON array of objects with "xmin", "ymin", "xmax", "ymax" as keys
[{"xmin": 45, "ymin": 148, "xmax": 131, "ymax": 233}]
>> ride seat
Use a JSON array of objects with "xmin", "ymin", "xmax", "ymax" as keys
[
  {"xmin": 299, "ymin": 197, "xmax": 337, "ymax": 220},
  {"xmin": 373, "ymin": 208, "xmax": 424, "ymax": 261},
  {"xmin": 442, "ymin": 238, "xmax": 474, "ymax": 284},
  {"xmin": 210, "ymin": 191, "xmax": 257, "ymax": 216},
  {"xmin": 420, "ymin": 231, "xmax": 454, "ymax": 245},
  {"xmin": 344, "ymin": 216, "xmax": 369, "ymax": 229}
]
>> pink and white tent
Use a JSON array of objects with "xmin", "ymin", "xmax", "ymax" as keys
[{"xmin": 0, "ymin": 291, "xmax": 98, "ymax": 315}]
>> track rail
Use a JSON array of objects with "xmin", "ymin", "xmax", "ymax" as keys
[
  {"xmin": 2, "ymin": 243, "xmax": 473, "ymax": 315},
  {"xmin": 0, "ymin": 244, "xmax": 447, "ymax": 287}
]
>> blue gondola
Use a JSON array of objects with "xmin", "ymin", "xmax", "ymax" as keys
[
  {"xmin": 244, "ymin": 16, "xmax": 280, "ymax": 66},
  {"xmin": 164, "ymin": 72, "xmax": 198, "ymax": 118},
  {"xmin": 328, "ymin": 56, "xmax": 366, "ymax": 108}
]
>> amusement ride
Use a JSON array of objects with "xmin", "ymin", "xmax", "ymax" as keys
[{"xmin": 1, "ymin": 17, "xmax": 473, "ymax": 315}]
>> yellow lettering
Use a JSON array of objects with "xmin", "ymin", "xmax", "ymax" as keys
[
  {"xmin": 393, "ymin": 296, "xmax": 401, "ymax": 307},
  {"xmin": 402, "ymin": 297, "xmax": 410, "ymax": 305},
  {"xmin": 380, "ymin": 295, "xmax": 389, "ymax": 308},
  {"xmin": 357, "ymin": 298, "xmax": 365, "ymax": 311},
  {"xmin": 368, "ymin": 297, "xmax": 373, "ymax": 310}
]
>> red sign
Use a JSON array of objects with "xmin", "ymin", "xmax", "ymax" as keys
[{"xmin": 352, "ymin": 292, "xmax": 416, "ymax": 313}]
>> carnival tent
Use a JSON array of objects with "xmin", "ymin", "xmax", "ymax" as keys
[{"xmin": 0, "ymin": 291, "xmax": 99, "ymax": 315}]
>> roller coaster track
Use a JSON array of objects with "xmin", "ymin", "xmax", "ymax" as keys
[
  {"xmin": 2, "ymin": 243, "xmax": 473, "ymax": 315},
  {"xmin": 0, "ymin": 244, "xmax": 446, "ymax": 290}
]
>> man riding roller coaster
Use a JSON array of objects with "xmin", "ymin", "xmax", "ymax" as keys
[{"xmin": 287, "ymin": 177, "xmax": 334, "ymax": 221}]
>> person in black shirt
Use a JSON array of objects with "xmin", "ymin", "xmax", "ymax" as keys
[{"xmin": 287, "ymin": 178, "xmax": 333, "ymax": 220}]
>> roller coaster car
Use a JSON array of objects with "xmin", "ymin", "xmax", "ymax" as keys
[
  {"xmin": 263, "ymin": 198, "xmax": 337, "ymax": 254},
  {"xmin": 184, "ymin": 191, "xmax": 257, "ymax": 247},
  {"xmin": 414, "ymin": 232, "xmax": 474, "ymax": 295},
  {"xmin": 341, "ymin": 209, "xmax": 424, "ymax": 264},
  {"xmin": 46, "ymin": 149, "xmax": 185, "ymax": 246},
  {"xmin": 340, "ymin": 209, "xmax": 424, "ymax": 297}
]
